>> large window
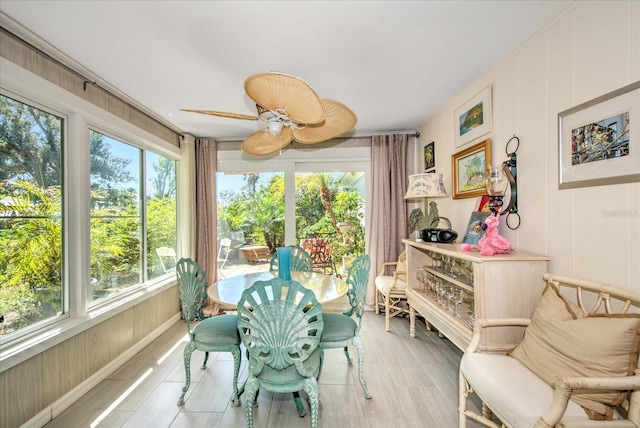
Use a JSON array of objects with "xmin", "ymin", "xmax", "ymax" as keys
[
  {"xmin": 0, "ymin": 94, "xmax": 64, "ymax": 336},
  {"xmin": 89, "ymin": 130, "xmax": 177, "ymax": 303},
  {"xmin": 0, "ymin": 91, "xmax": 178, "ymax": 342}
]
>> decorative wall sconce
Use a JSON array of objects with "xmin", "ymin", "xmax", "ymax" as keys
[{"xmin": 486, "ymin": 135, "xmax": 520, "ymax": 229}]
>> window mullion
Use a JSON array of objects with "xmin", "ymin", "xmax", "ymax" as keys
[{"xmin": 67, "ymin": 113, "xmax": 91, "ymax": 317}]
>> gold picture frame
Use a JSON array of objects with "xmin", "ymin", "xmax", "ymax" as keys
[{"xmin": 452, "ymin": 139, "xmax": 491, "ymax": 199}]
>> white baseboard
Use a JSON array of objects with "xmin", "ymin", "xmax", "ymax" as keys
[{"xmin": 22, "ymin": 313, "xmax": 181, "ymax": 428}]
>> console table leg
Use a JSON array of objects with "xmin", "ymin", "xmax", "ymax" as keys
[{"xmin": 409, "ymin": 306, "xmax": 416, "ymax": 337}]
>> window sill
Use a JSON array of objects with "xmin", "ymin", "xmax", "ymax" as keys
[{"xmin": 0, "ymin": 276, "xmax": 177, "ymax": 373}]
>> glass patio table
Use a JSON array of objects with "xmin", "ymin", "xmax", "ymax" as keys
[{"xmin": 208, "ymin": 270, "xmax": 348, "ymax": 308}]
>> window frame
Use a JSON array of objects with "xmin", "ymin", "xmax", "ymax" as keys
[{"xmin": 0, "ymin": 58, "xmax": 181, "ymax": 371}]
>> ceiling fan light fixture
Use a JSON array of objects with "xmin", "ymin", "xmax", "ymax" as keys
[
  {"xmin": 183, "ymin": 72, "xmax": 357, "ymax": 155},
  {"xmin": 266, "ymin": 121, "xmax": 284, "ymax": 135}
]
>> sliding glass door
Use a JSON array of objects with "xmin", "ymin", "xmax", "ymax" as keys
[{"xmin": 216, "ymin": 151, "xmax": 369, "ymax": 277}]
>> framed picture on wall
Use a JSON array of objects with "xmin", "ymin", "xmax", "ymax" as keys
[
  {"xmin": 454, "ymin": 86, "xmax": 493, "ymax": 148},
  {"xmin": 558, "ymin": 81, "xmax": 640, "ymax": 189},
  {"xmin": 424, "ymin": 141, "xmax": 435, "ymax": 171},
  {"xmin": 452, "ymin": 139, "xmax": 491, "ymax": 199}
]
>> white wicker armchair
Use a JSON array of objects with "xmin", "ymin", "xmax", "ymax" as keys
[{"xmin": 459, "ymin": 273, "xmax": 640, "ymax": 428}]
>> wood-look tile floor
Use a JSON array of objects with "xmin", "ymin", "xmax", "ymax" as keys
[{"xmin": 44, "ymin": 311, "xmax": 485, "ymax": 428}]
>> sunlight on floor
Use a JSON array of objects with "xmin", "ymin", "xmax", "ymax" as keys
[{"xmin": 90, "ymin": 367, "xmax": 153, "ymax": 427}]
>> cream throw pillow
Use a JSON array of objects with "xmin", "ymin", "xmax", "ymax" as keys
[
  {"xmin": 509, "ymin": 283, "xmax": 640, "ymax": 420},
  {"xmin": 395, "ymin": 251, "xmax": 407, "ymax": 280}
]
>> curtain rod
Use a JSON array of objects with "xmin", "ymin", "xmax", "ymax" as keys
[{"xmin": 213, "ymin": 131, "xmax": 419, "ymax": 143}]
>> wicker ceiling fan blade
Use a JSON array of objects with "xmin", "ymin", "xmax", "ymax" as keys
[
  {"xmin": 241, "ymin": 127, "xmax": 293, "ymax": 156},
  {"xmin": 244, "ymin": 72, "xmax": 325, "ymax": 124},
  {"xmin": 292, "ymin": 99, "xmax": 357, "ymax": 144},
  {"xmin": 180, "ymin": 109, "xmax": 259, "ymax": 121}
]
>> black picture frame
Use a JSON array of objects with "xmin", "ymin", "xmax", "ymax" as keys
[
  {"xmin": 424, "ymin": 141, "xmax": 435, "ymax": 171},
  {"xmin": 461, "ymin": 211, "xmax": 492, "ymax": 245}
]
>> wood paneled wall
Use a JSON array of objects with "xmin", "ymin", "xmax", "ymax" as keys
[{"xmin": 0, "ymin": 286, "xmax": 179, "ymax": 427}]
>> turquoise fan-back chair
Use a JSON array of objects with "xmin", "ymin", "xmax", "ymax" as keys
[
  {"xmin": 175, "ymin": 258, "xmax": 243, "ymax": 407},
  {"xmin": 237, "ymin": 278, "xmax": 324, "ymax": 428},
  {"xmin": 319, "ymin": 254, "xmax": 372, "ymax": 399},
  {"xmin": 269, "ymin": 245, "xmax": 314, "ymax": 272}
]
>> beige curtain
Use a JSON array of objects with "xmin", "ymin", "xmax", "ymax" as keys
[
  {"xmin": 368, "ymin": 134, "xmax": 409, "ymax": 305},
  {"xmin": 195, "ymin": 138, "xmax": 219, "ymax": 314}
]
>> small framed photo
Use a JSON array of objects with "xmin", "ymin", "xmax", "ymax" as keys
[
  {"xmin": 558, "ymin": 81, "xmax": 640, "ymax": 189},
  {"xmin": 462, "ymin": 211, "xmax": 492, "ymax": 245},
  {"xmin": 455, "ymin": 86, "xmax": 493, "ymax": 147},
  {"xmin": 451, "ymin": 138, "xmax": 491, "ymax": 199},
  {"xmin": 424, "ymin": 141, "xmax": 435, "ymax": 171}
]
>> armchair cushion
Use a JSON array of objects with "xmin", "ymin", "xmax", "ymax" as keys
[
  {"xmin": 395, "ymin": 250, "xmax": 407, "ymax": 279},
  {"xmin": 374, "ymin": 250, "xmax": 407, "ymax": 293},
  {"xmin": 509, "ymin": 283, "xmax": 640, "ymax": 420},
  {"xmin": 460, "ymin": 353, "xmax": 587, "ymax": 427},
  {"xmin": 374, "ymin": 275, "xmax": 407, "ymax": 293}
]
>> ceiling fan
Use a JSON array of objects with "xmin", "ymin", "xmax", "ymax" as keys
[{"xmin": 181, "ymin": 72, "xmax": 357, "ymax": 156}]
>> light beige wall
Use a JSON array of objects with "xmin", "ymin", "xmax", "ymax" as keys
[{"xmin": 417, "ymin": 1, "xmax": 639, "ymax": 292}]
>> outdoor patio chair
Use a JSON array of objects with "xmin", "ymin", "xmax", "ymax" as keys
[
  {"xmin": 217, "ymin": 238, "xmax": 232, "ymax": 270},
  {"xmin": 301, "ymin": 237, "xmax": 335, "ymax": 275},
  {"xmin": 156, "ymin": 246, "xmax": 177, "ymax": 273}
]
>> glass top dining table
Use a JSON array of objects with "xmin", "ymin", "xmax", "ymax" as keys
[{"xmin": 207, "ymin": 270, "xmax": 349, "ymax": 308}]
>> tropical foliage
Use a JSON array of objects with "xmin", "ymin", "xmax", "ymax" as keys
[
  {"xmin": 217, "ymin": 172, "xmax": 365, "ymax": 264},
  {"xmin": 0, "ymin": 94, "xmax": 176, "ymax": 336}
]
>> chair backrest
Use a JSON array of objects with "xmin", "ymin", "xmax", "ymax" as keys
[
  {"xmin": 156, "ymin": 246, "xmax": 177, "ymax": 273},
  {"xmin": 344, "ymin": 254, "xmax": 371, "ymax": 326},
  {"xmin": 176, "ymin": 257, "xmax": 208, "ymax": 323},
  {"xmin": 301, "ymin": 238, "xmax": 332, "ymax": 268},
  {"xmin": 269, "ymin": 245, "xmax": 314, "ymax": 272},
  {"xmin": 237, "ymin": 278, "xmax": 324, "ymax": 374}
]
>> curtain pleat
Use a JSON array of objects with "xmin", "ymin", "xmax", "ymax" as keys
[
  {"xmin": 195, "ymin": 138, "xmax": 219, "ymax": 315},
  {"xmin": 368, "ymin": 134, "xmax": 409, "ymax": 305}
]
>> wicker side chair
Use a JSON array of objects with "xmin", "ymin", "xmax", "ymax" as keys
[
  {"xmin": 237, "ymin": 278, "xmax": 324, "ymax": 428},
  {"xmin": 319, "ymin": 254, "xmax": 372, "ymax": 399},
  {"xmin": 374, "ymin": 250, "xmax": 408, "ymax": 331},
  {"xmin": 175, "ymin": 258, "xmax": 243, "ymax": 407}
]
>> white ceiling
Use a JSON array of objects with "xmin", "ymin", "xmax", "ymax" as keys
[{"xmin": 1, "ymin": 1, "xmax": 570, "ymax": 141}]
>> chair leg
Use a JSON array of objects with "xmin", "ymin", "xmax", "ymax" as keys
[
  {"xmin": 230, "ymin": 346, "xmax": 242, "ymax": 406},
  {"xmin": 244, "ymin": 377, "xmax": 260, "ymax": 428},
  {"xmin": 177, "ymin": 343, "xmax": 194, "ymax": 406},
  {"xmin": 384, "ymin": 293, "xmax": 391, "ymax": 331},
  {"xmin": 201, "ymin": 351, "xmax": 209, "ymax": 370},
  {"xmin": 318, "ymin": 348, "xmax": 325, "ymax": 380},
  {"xmin": 343, "ymin": 345, "xmax": 352, "ymax": 365},
  {"xmin": 352, "ymin": 336, "xmax": 371, "ymax": 399},
  {"xmin": 303, "ymin": 378, "xmax": 321, "ymax": 428},
  {"xmin": 293, "ymin": 392, "xmax": 306, "ymax": 417},
  {"xmin": 374, "ymin": 290, "xmax": 380, "ymax": 314}
]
